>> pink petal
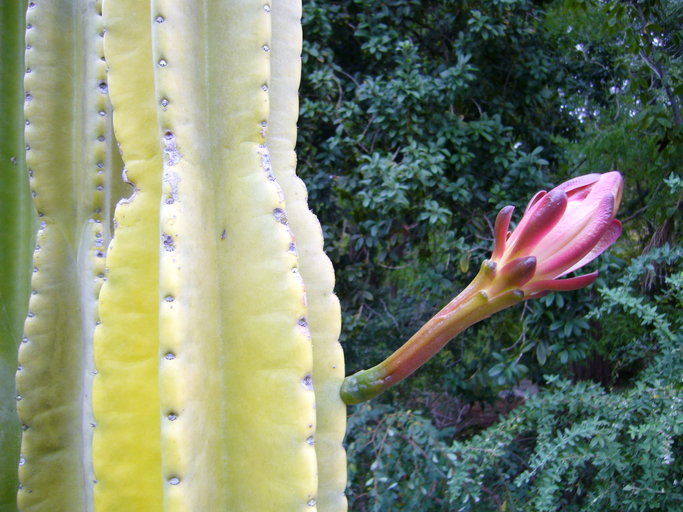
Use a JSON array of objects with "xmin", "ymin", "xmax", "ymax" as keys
[
  {"xmin": 535, "ymin": 193, "xmax": 616, "ymax": 279},
  {"xmin": 524, "ymin": 271, "xmax": 599, "ymax": 294},
  {"xmin": 504, "ymin": 189, "xmax": 568, "ymax": 260},
  {"xmin": 554, "ymin": 173, "xmax": 601, "ymax": 195},
  {"xmin": 581, "ymin": 171, "xmax": 623, "ymax": 210},
  {"xmin": 588, "ymin": 171, "xmax": 623, "ymax": 211},
  {"xmin": 566, "ymin": 186, "xmax": 592, "ymax": 201},
  {"xmin": 531, "ymin": 190, "xmax": 614, "ymax": 264},
  {"xmin": 492, "ymin": 206, "xmax": 514, "ymax": 261},
  {"xmin": 524, "ymin": 190, "xmax": 547, "ymax": 215},
  {"xmin": 560, "ymin": 219, "xmax": 622, "ymax": 276},
  {"xmin": 488, "ymin": 256, "xmax": 537, "ymax": 296}
]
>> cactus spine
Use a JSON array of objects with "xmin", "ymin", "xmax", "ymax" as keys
[{"xmin": 8, "ymin": 1, "xmax": 348, "ymax": 511}]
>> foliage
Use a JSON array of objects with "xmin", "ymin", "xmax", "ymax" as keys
[
  {"xmin": 345, "ymin": 403, "xmax": 453, "ymax": 511},
  {"xmin": 299, "ymin": 0, "xmax": 572, "ymax": 381},
  {"xmin": 299, "ymin": 0, "xmax": 683, "ymax": 509},
  {"xmin": 447, "ymin": 371, "xmax": 683, "ymax": 511},
  {"xmin": 299, "ymin": 0, "xmax": 683, "ymax": 397},
  {"xmin": 556, "ymin": 0, "xmax": 683, "ymax": 237},
  {"xmin": 348, "ymin": 369, "xmax": 683, "ymax": 511},
  {"xmin": 345, "ymin": 237, "xmax": 682, "ymax": 511},
  {"xmin": 588, "ymin": 244, "xmax": 683, "ymax": 378},
  {"xmin": 298, "ymin": 0, "xmax": 682, "ymax": 379}
]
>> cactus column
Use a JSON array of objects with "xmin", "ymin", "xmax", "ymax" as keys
[
  {"xmin": 268, "ymin": 1, "xmax": 347, "ymax": 509},
  {"xmin": 150, "ymin": 1, "xmax": 319, "ymax": 509},
  {"xmin": 16, "ymin": 0, "xmax": 127, "ymax": 510},
  {"xmin": 94, "ymin": 0, "xmax": 348, "ymax": 510},
  {"xmin": 13, "ymin": 1, "xmax": 347, "ymax": 510},
  {"xmin": 0, "ymin": 2, "xmax": 32, "ymax": 510}
]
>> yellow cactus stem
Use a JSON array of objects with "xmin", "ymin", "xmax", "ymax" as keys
[
  {"xmin": 95, "ymin": 0, "xmax": 332, "ymax": 510},
  {"xmin": 17, "ymin": 1, "xmax": 346, "ymax": 510},
  {"xmin": 151, "ymin": 0, "xmax": 317, "ymax": 508},
  {"xmin": 269, "ymin": 1, "xmax": 347, "ymax": 510},
  {"xmin": 94, "ymin": 0, "xmax": 164, "ymax": 509}
]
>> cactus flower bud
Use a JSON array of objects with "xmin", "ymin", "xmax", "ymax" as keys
[
  {"xmin": 341, "ymin": 172, "xmax": 623, "ymax": 404},
  {"xmin": 491, "ymin": 171, "xmax": 623, "ymax": 297}
]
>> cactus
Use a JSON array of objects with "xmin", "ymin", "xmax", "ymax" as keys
[
  {"xmin": 17, "ymin": 0, "xmax": 128, "ymax": 509},
  {"xmin": 6, "ymin": 1, "xmax": 347, "ymax": 511}
]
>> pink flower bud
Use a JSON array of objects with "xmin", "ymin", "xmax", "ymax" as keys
[
  {"xmin": 490, "ymin": 171, "xmax": 623, "ymax": 296},
  {"xmin": 340, "ymin": 171, "xmax": 625, "ymax": 404}
]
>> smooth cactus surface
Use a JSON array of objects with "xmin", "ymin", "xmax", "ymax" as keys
[
  {"xmin": 93, "ymin": 0, "xmax": 164, "ymax": 509},
  {"xmin": 268, "ymin": 2, "xmax": 347, "ymax": 509},
  {"xmin": 150, "ymin": 0, "xmax": 318, "ymax": 509}
]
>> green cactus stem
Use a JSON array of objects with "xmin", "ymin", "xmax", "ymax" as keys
[{"xmin": 0, "ymin": 2, "xmax": 32, "ymax": 510}]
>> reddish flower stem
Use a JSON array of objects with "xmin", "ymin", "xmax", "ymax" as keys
[{"xmin": 340, "ymin": 262, "xmax": 523, "ymax": 404}]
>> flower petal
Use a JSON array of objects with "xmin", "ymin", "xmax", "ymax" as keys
[
  {"xmin": 555, "ymin": 173, "xmax": 601, "ymax": 196},
  {"xmin": 488, "ymin": 256, "xmax": 537, "ymax": 296},
  {"xmin": 535, "ymin": 194, "xmax": 616, "ymax": 279},
  {"xmin": 523, "ymin": 190, "xmax": 547, "ymax": 215},
  {"xmin": 560, "ymin": 219, "xmax": 622, "ymax": 276},
  {"xmin": 531, "ymin": 185, "xmax": 616, "ymax": 264},
  {"xmin": 491, "ymin": 206, "xmax": 514, "ymax": 260},
  {"xmin": 504, "ymin": 189, "xmax": 568, "ymax": 261},
  {"xmin": 583, "ymin": 171, "xmax": 623, "ymax": 211},
  {"xmin": 524, "ymin": 271, "xmax": 599, "ymax": 295}
]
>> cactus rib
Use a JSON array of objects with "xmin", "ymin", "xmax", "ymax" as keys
[
  {"xmin": 94, "ymin": 0, "xmax": 164, "ymax": 509},
  {"xmin": 151, "ymin": 0, "xmax": 317, "ymax": 509},
  {"xmin": 268, "ymin": 1, "xmax": 347, "ymax": 510},
  {"xmin": 0, "ymin": 2, "xmax": 32, "ymax": 509},
  {"xmin": 17, "ymin": 1, "xmax": 124, "ymax": 510}
]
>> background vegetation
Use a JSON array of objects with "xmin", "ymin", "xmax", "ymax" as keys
[{"xmin": 297, "ymin": 0, "xmax": 682, "ymax": 509}]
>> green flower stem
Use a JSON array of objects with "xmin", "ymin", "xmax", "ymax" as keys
[{"xmin": 341, "ymin": 261, "xmax": 524, "ymax": 404}]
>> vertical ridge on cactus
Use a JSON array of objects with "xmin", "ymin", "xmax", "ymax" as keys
[
  {"xmin": 0, "ymin": 2, "xmax": 32, "ymax": 509},
  {"xmin": 150, "ymin": 0, "xmax": 318, "ymax": 509},
  {"xmin": 94, "ymin": 0, "xmax": 327, "ymax": 510},
  {"xmin": 94, "ymin": 0, "xmax": 164, "ymax": 509},
  {"xmin": 269, "ymin": 1, "xmax": 347, "ymax": 510},
  {"xmin": 16, "ymin": 0, "xmax": 126, "ymax": 509}
]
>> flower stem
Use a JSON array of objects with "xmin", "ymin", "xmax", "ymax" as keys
[{"xmin": 340, "ymin": 262, "xmax": 524, "ymax": 404}]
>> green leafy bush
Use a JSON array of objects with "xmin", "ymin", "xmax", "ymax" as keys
[
  {"xmin": 345, "ymin": 239, "xmax": 682, "ymax": 511},
  {"xmin": 298, "ymin": 0, "xmax": 682, "ymax": 509}
]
